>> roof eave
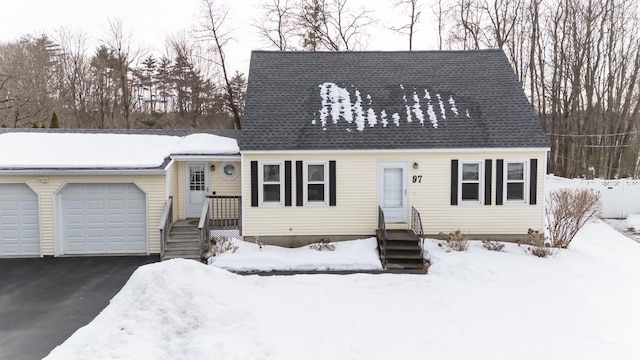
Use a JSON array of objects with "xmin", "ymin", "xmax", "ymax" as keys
[
  {"xmin": 240, "ymin": 146, "xmax": 551, "ymax": 154},
  {"xmin": 0, "ymin": 168, "xmax": 167, "ymax": 176},
  {"xmin": 169, "ymin": 154, "xmax": 241, "ymax": 161}
]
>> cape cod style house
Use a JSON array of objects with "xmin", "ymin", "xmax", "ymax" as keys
[
  {"xmin": 0, "ymin": 50, "xmax": 549, "ymax": 266},
  {"xmin": 240, "ymin": 50, "xmax": 550, "ymax": 252}
]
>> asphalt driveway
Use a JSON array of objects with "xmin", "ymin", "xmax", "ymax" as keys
[{"xmin": 0, "ymin": 256, "xmax": 159, "ymax": 360}]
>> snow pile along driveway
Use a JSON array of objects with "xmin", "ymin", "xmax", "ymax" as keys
[{"xmin": 45, "ymin": 221, "xmax": 640, "ymax": 359}]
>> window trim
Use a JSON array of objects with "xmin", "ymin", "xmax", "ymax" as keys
[
  {"xmin": 219, "ymin": 161, "xmax": 238, "ymax": 180},
  {"xmin": 303, "ymin": 161, "xmax": 329, "ymax": 206},
  {"xmin": 459, "ymin": 160, "xmax": 483, "ymax": 204},
  {"xmin": 503, "ymin": 159, "xmax": 528, "ymax": 204},
  {"xmin": 258, "ymin": 161, "xmax": 285, "ymax": 206}
]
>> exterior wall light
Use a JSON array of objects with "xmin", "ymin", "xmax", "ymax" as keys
[{"xmin": 413, "ymin": 162, "xmax": 419, "ymax": 170}]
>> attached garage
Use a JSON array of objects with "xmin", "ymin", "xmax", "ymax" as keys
[
  {"xmin": 57, "ymin": 183, "xmax": 147, "ymax": 255},
  {"xmin": 0, "ymin": 184, "xmax": 40, "ymax": 256}
]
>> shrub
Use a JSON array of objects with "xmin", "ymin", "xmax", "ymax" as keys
[
  {"xmin": 481, "ymin": 240, "xmax": 505, "ymax": 252},
  {"xmin": 439, "ymin": 230, "xmax": 469, "ymax": 251},
  {"xmin": 49, "ymin": 111, "xmax": 60, "ymax": 128},
  {"xmin": 208, "ymin": 236, "xmax": 239, "ymax": 256},
  {"xmin": 518, "ymin": 228, "xmax": 556, "ymax": 258},
  {"xmin": 545, "ymin": 189, "xmax": 601, "ymax": 248},
  {"xmin": 309, "ymin": 238, "xmax": 336, "ymax": 251}
]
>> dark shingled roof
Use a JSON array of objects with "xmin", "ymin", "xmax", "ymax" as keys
[{"xmin": 241, "ymin": 50, "xmax": 550, "ymax": 151}]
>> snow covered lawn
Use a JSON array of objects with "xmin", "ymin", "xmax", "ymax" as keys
[
  {"xmin": 45, "ymin": 220, "xmax": 640, "ymax": 359},
  {"xmin": 210, "ymin": 237, "xmax": 383, "ymax": 272}
]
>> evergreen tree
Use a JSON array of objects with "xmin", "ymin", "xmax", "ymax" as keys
[{"xmin": 49, "ymin": 112, "xmax": 60, "ymax": 128}]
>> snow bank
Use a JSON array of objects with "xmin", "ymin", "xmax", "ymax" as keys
[{"xmin": 45, "ymin": 222, "xmax": 640, "ymax": 359}]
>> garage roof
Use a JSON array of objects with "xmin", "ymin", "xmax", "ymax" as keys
[{"xmin": 0, "ymin": 130, "xmax": 240, "ymax": 170}]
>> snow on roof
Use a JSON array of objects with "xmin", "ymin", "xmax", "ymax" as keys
[
  {"xmin": 171, "ymin": 134, "xmax": 240, "ymax": 156},
  {"xmin": 315, "ymin": 82, "xmax": 465, "ymax": 132},
  {"xmin": 0, "ymin": 132, "xmax": 239, "ymax": 169}
]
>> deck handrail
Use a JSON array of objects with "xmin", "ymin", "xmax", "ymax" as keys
[
  {"xmin": 378, "ymin": 206, "xmax": 388, "ymax": 262},
  {"xmin": 410, "ymin": 206, "xmax": 424, "ymax": 258},
  {"xmin": 198, "ymin": 198, "xmax": 211, "ymax": 258},
  {"xmin": 158, "ymin": 197, "xmax": 173, "ymax": 258},
  {"xmin": 209, "ymin": 195, "xmax": 241, "ymax": 231}
]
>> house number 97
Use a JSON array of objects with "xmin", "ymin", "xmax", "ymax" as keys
[{"xmin": 412, "ymin": 175, "xmax": 422, "ymax": 183}]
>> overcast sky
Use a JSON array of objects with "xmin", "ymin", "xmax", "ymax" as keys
[{"xmin": 0, "ymin": 0, "xmax": 439, "ymax": 74}]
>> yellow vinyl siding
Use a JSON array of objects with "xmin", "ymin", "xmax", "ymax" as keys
[
  {"xmin": 243, "ymin": 150, "xmax": 546, "ymax": 238},
  {"xmin": 166, "ymin": 161, "xmax": 179, "ymax": 221},
  {"xmin": 408, "ymin": 152, "xmax": 545, "ymax": 235},
  {"xmin": 176, "ymin": 161, "xmax": 185, "ymax": 219},
  {"xmin": 0, "ymin": 174, "xmax": 166, "ymax": 255},
  {"xmin": 175, "ymin": 161, "xmax": 241, "ymax": 219},
  {"xmin": 211, "ymin": 161, "xmax": 241, "ymax": 196}
]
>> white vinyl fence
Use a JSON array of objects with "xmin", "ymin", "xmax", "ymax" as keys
[{"xmin": 546, "ymin": 175, "xmax": 640, "ymax": 218}]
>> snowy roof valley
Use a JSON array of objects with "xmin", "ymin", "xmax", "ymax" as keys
[{"xmin": 0, "ymin": 132, "xmax": 239, "ymax": 170}]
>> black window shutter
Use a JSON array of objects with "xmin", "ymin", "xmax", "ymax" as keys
[
  {"xmin": 250, "ymin": 161, "xmax": 258, "ymax": 207},
  {"xmin": 484, "ymin": 159, "xmax": 492, "ymax": 206},
  {"xmin": 496, "ymin": 159, "xmax": 504, "ymax": 205},
  {"xmin": 329, "ymin": 161, "xmax": 337, "ymax": 206},
  {"xmin": 296, "ymin": 161, "xmax": 303, "ymax": 206},
  {"xmin": 529, "ymin": 159, "xmax": 538, "ymax": 205},
  {"xmin": 284, "ymin": 161, "xmax": 292, "ymax": 206},
  {"xmin": 451, "ymin": 159, "xmax": 458, "ymax": 205}
]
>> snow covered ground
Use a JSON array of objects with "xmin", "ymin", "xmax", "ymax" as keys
[
  {"xmin": 211, "ymin": 237, "xmax": 383, "ymax": 272},
  {"xmin": 45, "ymin": 220, "xmax": 640, "ymax": 359}
]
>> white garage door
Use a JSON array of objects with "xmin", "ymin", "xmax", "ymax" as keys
[
  {"xmin": 0, "ymin": 184, "xmax": 40, "ymax": 256},
  {"xmin": 58, "ymin": 183, "xmax": 147, "ymax": 254}
]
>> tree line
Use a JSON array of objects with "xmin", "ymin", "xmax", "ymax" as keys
[
  {"xmin": 0, "ymin": 1, "xmax": 243, "ymax": 130},
  {"xmin": 1, "ymin": 0, "xmax": 639, "ymax": 178}
]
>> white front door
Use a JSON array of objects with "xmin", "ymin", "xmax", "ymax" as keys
[
  {"xmin": 379, "ymin": 161, "xmax": 408, "ymax": 222},
  {"xmin": 185, "ymin": 163, "xmax": 209, "ymax": 218}
]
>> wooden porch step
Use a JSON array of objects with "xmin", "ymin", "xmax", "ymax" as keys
[
  {"xmin": 376, "ymin": 229, "xmax": 425, "ymax": 270},
  {"xmin": 385, "ymin": 260, "xmax": 425, "ymax": 270},
  {"xmin": 385, "ymin": 229, "xmax": 419, "ymax": 241},
  {"xmin": 162, "ymin": 252, "xmax": 201, "ymax": 261},
  {"xmin": 166, "ymin": 242, "xmax": 199, "ymax": 252},
  {"xmin": 385, "ymin": 250, "xmax": 423, "ymax": 259},
  {"xmin": 164, "ymin": 220, "xmax": 201, "ymax": 261}
]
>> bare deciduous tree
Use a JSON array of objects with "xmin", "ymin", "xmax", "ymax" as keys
[
  {"xmin": 391, "ymin": 0, "xmax": 421, "ymax": 50},
  {"xmin": 0, "ymin": 35, "xmax": 58, "ymax": 128},
  {"xmin": 103, "ymin": 18, "xmax": 140, "ymax": 129},
  {"xmin": 256, "ymin": 0, "xmax": 297, "ymax": 50},
  {"xmin": 297, "ymin": 0, "xmax": 372, "ymax": 51},
  {"xmin": 198, "ymin": 0, "xmax": 242, "ymax": 129},
  {"xmin": 54, "ymin": 28, "xmax": 92, "ymax": 128}
]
